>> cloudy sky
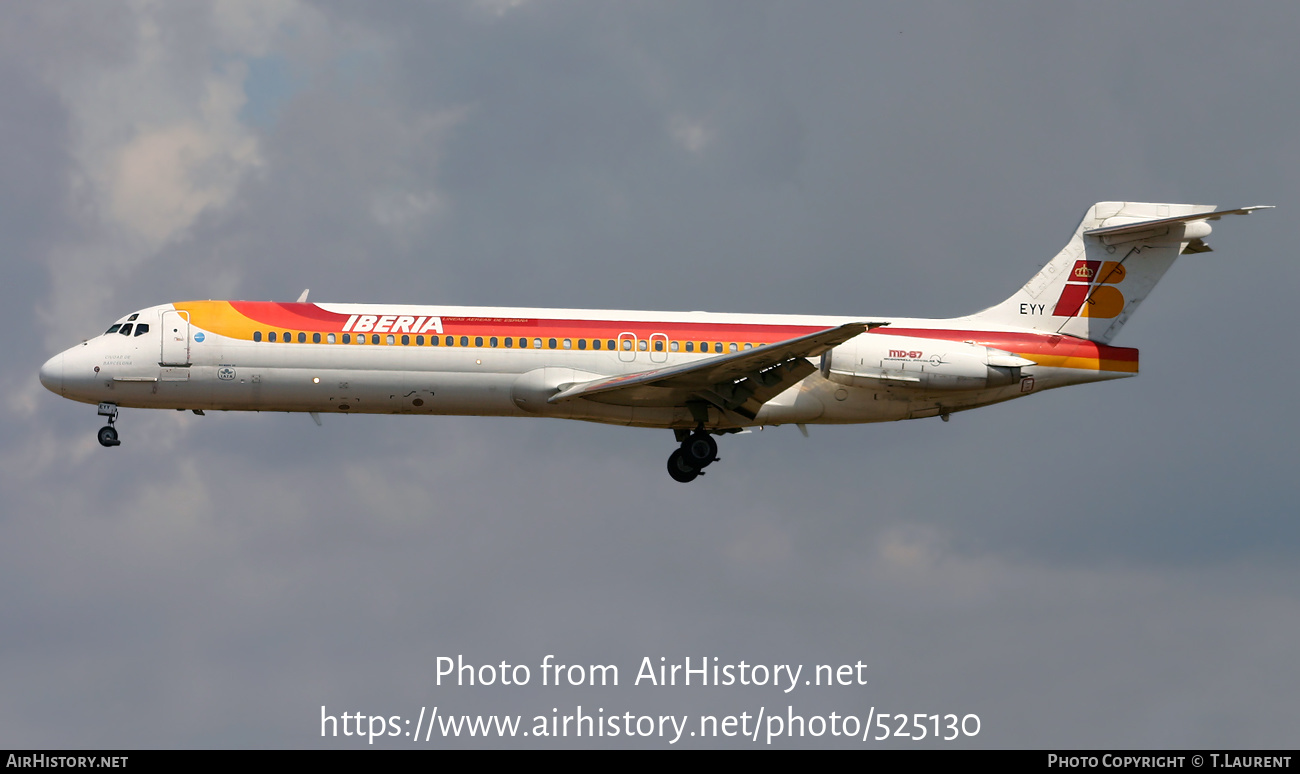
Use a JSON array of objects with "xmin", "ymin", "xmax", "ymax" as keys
[{"xmin": 4, "ymin": 0, "xmax": 1298, "ymax": 748}]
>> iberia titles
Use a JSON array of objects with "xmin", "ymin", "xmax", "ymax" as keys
[{"xmin": 341, "ymin": 315, "xmax": 444, "ymax": 335}]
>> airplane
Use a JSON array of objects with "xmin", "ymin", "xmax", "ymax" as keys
[{"xmin": 39, "ymin": 201, "xmax": 1270, "ymax": 482}]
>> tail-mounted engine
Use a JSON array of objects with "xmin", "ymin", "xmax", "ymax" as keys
[{"xmin": 821, "ymin": 333, "xmax": 1035, "ymax": 391}]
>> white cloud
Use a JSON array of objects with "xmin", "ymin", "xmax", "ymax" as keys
[
  {"xmin": 472, "ymin": 0, "xmax": 533, "ymax": 19},
  {"xmin": 105, "ymin": 63, "xmax": 262, "ymax": 247},
  {"xmin": 668, "ymin": 114, "xmax": 713, "ymax": 155},
  {"xmin": 27, "ymin": 0, "xmax": 342, "ymax": 344},
  {"xmin": 211, "ymin": 0, "xmax": 301, "ymax": 57}
]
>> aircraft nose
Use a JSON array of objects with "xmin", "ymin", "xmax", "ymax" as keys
[{"xmin": 39, "ymin": 352, "xmax": 64, "ymax": 396}]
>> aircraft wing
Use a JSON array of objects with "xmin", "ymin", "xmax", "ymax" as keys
[{"xmin": 548, "ymin": 322, "xmax": 874, "ymax": 419}]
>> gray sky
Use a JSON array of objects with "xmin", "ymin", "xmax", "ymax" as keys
[{"xmin": 4, "ymin": 0, "xmax": 1298, "ymax": 748}]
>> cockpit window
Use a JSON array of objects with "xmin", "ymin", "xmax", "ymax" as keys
[
  {"xmin": 119, "ymin": 323, "xmax": 133, "ymax": 336},
  {"xmin": 105, "ymin": 324, "xmax": 122, "ymax": 335},
  {"xmin": 134, "ymin": 323, "xmax": 150, "ymax": 337},
  {"xmin": 127, "ymin": 314, "xmax": 138, "ymax": 322}
]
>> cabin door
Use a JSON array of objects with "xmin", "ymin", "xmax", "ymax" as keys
[{"xmin": 160, "ymin": 310, "xmax": 191, "ymax": 366}]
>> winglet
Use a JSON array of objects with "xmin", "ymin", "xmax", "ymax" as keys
[{"xmin": 297, "ymin": 289, "xmax": 310, "ymax": 303}]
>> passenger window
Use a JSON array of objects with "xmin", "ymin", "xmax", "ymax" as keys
[
  {"xmin": 106, "ymin": 324, "xmax": 122, "ymax": 335},
  {"xmin": 401, "ymin": 335, "xmax": 410, "ymax": 345},
  {"xmin": 313, "ymin": 333, "xmax": 322, "ymax": 343},
  {"xmin": 342, "ymin": 333, "xmax": 350, "ymax": 344},
  {"xmin": 729, "ymin": 342, "xmax": 737, "ymax": 353},
  {"xmin": 119, "ymin": 324, "xmax": 133, "ymax": 336},
  {"xmin": 638, "ymin": 340, "xmax": 647, "ymax": 351},
  {"xmin": 444, "ymin": 336, "xmax": 453, "ymax": 346},
  {"xmin": 430, "ymin": 335, "xmax": 439, "ymax": 346},
  {"xmin": 607, "ymin": 340, "xmax": 615, "ymax": 350},
  {"xmin": 654, "ymin": 340, "xmax": 663, "ymax": 352},
  {"xmin": 714, "ymin": 343, "xmax": 722, "ymax": 353},
  {"xmin": 460, "ymin": 336, "xmax": 469, "ymax": 347},
  {"xmin": 355, "ymin": 335, "xmax": 364, "ymax": 344},
  {"xmin": 685, "ymin": 341, "xmax": 694, "ymax": 352},
  {"xmin": 372, "ymin": 334, "xmax": 381, "ymax": 345},
  {"xmin": 298, "ymin": 332, "xmax": 307, "ymax": 343},
  {"xmin": 134, "ymin": 323, "xmax": 150, "ymax": 336},
  {"xmin": 416, "ymin": 335, "xmax": 424, "ymax": 345},
  {"xmin": 254, "ymin": 331, "xmax": 262, "ymax": 342},
  {"xmin": 490, "ymin": 337, "xmax": 498, "ymax": 347},
  {"xmin": 744, "ymin": 343, "xmax": 753, "ymax": 350},
  {"xmin": 548, "ymin": 338, "xmax": 557, "ymax": 349},
  {"xmin": 534, "ymin": 338, "xmax": 542, "ymax": 349},
  {"xmin": 563, "ymin": 339, "xmax": 571, "ymax": 349},
  {"xmin": 505, "ymin": 337, "xmax": 513, "ymax": 348},
  {"xmin": 386, "ymin": 334, "xmax": 395, "ymax": 345},
  {"xmin": 578, "ymin": 339, "xmax": 586, "ymax": 350},
  {"xmin": 622, "ymin": 339, "xmax": 633, "ymax": 351},
  {"xmin": 327, "ymin": 333, "xmax": 336, "ymax": 344},
  {"xmin": 283, "ymin": 331, "xmax": 291, "ymax": 342},
  {"xmin": 592, "ymin": 339, "xmax": 601, "ymax": 350},
  {"xmin": 475, "ymin": 336, "xmax": 483, "ymax": 347},
  {"xmin": 670, "ymin": 341, "xmax": 679, "ymax": 352}
]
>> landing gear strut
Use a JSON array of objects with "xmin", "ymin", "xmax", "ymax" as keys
[
  {"xmin": 666, "ymin": 428, "xmax": 719, "ymax": 483},
  {"xmin": 97, "ymin": 402, "xmax": 121, "ymax": 448}
]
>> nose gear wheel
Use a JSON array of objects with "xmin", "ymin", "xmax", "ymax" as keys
[{"xmin": 97, "ymin": 403, "xmax": 121, "ymax": 447}]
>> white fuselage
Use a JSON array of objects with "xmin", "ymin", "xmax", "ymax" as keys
[{"xmin": 40, "ymin": 301, "xmax": 1130, "ymax": 431}]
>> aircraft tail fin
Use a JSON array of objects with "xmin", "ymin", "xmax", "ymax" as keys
[{"xmin": 965, "ymin": 202, "xmax": 1272, "ymax": 344}]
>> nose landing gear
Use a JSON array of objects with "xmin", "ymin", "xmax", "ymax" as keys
[
  {"xmin": 666, "ymin": 429, "xmax": 720, "ymax": 483},
  {"xmin": 97, "ymin": 402, "xmax": 121, "ymax": 447}
]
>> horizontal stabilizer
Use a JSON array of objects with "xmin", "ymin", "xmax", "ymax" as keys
[{"xmin": 1083, "ymin": 206, "xmax": 1273, "ymax": 238}]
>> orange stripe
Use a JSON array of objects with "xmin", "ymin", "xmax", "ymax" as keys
[{"xmin": 1018, "ymin": 353, "xmax": 1139, "ymax": 373}]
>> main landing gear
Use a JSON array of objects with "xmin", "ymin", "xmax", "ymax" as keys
[
  {"xmin": 97, "ymin": 402, "xmax": 121, "ymax": 447},
  {"xmin": 666, "ymin": 429, "xmax": 719, "ymax": 483}
]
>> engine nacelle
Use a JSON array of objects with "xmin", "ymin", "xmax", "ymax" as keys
[{"xmin": 822, "ymin": 333, "xmax": 1034, "ymax": 392}]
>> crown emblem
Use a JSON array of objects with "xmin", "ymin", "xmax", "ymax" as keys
[{"xmin": 1074, "ymin": 265, "xmax": 1095, "ymax": 279}]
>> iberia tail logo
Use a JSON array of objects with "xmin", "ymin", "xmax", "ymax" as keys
[{"xmin": 1053, "ymin": 260, "xmax": 1126, "ymax": 318}]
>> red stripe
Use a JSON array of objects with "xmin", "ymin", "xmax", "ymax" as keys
[
  {"xmin": 219, "ymin": 304, "xmax": 1135, "ymax": 364},
  {"xmin": 880, "ymin": 328, "xmax": 1138, "ymax": 362},
  {"xmin": 229, "ymin": 302, "xmax": 353, "ymax": 329},
  {"xmin": 227, "ymin": 303, "xmax": 826, "ymax": 341}
]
